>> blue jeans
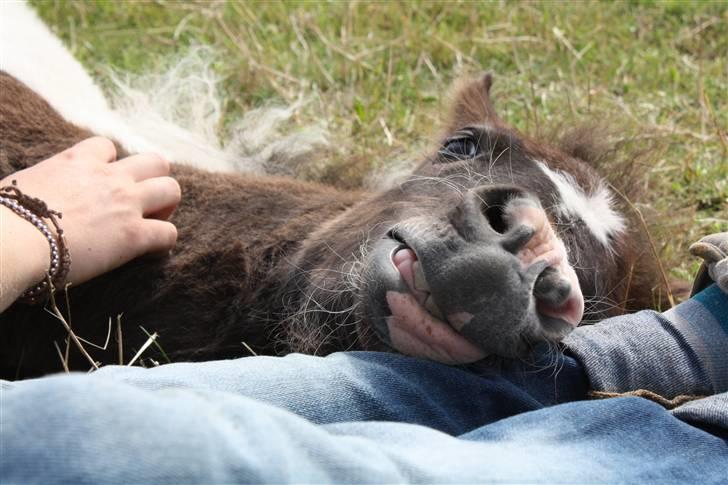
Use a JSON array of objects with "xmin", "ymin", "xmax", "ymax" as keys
[{"xmin": 2, "ymin": 351, "xmax": 726, "ymax": 483}]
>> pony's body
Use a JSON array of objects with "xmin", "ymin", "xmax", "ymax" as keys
[{"xmin": 0, "ymin": 3, "xmax": 658, "ymax": 379}]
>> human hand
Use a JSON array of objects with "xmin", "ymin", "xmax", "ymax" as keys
[
  {"xmin": 0, "ymin": 137, "xmax": 180, "ymax": 309},
  {"xmin": 690, "ymin": 232, "xmax": 728, "ymax": 295}
]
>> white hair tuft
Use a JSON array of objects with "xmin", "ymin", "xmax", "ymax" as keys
[
  {"xmin": 108, "ymin": 46, "xmax": 329, "ymax": 174},
  {"xmin": 0, "ymin": 1, "xmax": 328, "ymax": 176}
]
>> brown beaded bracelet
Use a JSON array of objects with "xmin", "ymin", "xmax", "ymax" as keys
[{"xmin": 0, "ymin": 180, "xmax": 71, "ymax": 305}]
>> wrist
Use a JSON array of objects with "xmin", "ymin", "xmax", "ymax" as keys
[
  {"xmin": 0, "ymin": 181, "xmax": 72, "ymax": 306},
  {"xmin": 0, "ymin": 204, "xmax": 50, "ymax": 307}
]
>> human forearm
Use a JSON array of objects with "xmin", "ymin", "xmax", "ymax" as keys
[
  {"xmin": 0, "ymin": 205, "xmax": 49, "ymax": 311},
  {"xmin": 564, "ymin": 285, "xmax": 728, "ymax": 397}
]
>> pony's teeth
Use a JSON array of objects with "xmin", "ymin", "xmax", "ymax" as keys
[{"xmin": 412, "ymin": 261, "xmax": 429, "ymax": 292}]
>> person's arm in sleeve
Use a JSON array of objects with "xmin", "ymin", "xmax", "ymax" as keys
[{"xmin": 564, "ymin": 233, "xmax": 728, "ymax": 398}]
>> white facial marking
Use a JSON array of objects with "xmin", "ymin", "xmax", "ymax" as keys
[
  {"xmin": 0, "ymin": 2, "xmax": 327, "ymax": 175},
  {"xmin": 536, "ymin": 162, "xmax": 625, "ymax": 247}
]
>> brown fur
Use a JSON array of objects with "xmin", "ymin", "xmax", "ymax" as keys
[
  {"xmin": 441, "ymin": 75, "xmax": 660, "ymax": 317},
  {"xmin": 0, "ymin": 71, "xmax": 661, "ymax": 379},
  {"xmin": 0, "ymin": 71, "xmax": 363, "ymax": 376}
]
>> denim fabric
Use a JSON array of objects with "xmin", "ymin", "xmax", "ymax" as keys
[
  {"xmin": 2, "ymin": 351, "xmax": 587, "ymax": 434},
  {"xmin": 1, "ymin": 286, "xmax": 727, "ymax": 483},
  {"xmin": 2, "ymin": 351, "xmax": 727, "ymax": 483},
  {"xmin": 672, "ymin": 393, "xmax": 728, "ymax": 436}
]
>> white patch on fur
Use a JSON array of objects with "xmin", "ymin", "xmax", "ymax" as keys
[
  {"xmin": 0, "ymin": 1, "xmax": 161, "ymax": 155},
  {"xmin": 108, "ymin": 48, "xmax": 329, "ymax": 174},
  {"xmin": 536, "ymin": 161, "xmax": 625, "ymax": 246},
  {"xmin": 107, "ymin": 47, "xmax": 253, "ymax": 172},
  {"xmin": 0, "ymin": 1, "xmax": 328, "ymax": 174},
  {"xmin": 225, "ymin": 101, "xmax": 329, "ymax": 176}
]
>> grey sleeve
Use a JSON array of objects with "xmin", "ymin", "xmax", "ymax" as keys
[{"xmin": 563, "ymin": 286, "xmax": 728, "ymax": 398}]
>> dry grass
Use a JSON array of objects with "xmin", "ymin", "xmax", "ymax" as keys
[
  {"xmin": 31, "ymin": 0, "xmax": 727, "ymax": 286},
  {"xmin": 45, "ymin": 283, "xmax": 165, "ymax": 373}
]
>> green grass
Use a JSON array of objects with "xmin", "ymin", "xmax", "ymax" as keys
[{"xmin": 31, "ymin": 0, "xmax": 727, "ymax": 287}]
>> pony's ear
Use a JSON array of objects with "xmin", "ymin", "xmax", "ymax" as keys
[{"xmin": 444, "ymin": 73, "xmax": 502, "ymax": 130}]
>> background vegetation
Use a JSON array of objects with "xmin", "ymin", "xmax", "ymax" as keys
[{"xmin": 31, "ymin": 0, "xmax": 727, "ymax": 289}]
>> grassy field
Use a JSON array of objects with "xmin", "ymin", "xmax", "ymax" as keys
[{"xmin": 31, "ymin": 0, "xmax": 727, "ymax": 288}]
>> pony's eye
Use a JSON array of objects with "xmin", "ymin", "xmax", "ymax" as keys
[{"xmin": 439, "ymin": 137, "xmax": 477, "ymax": 162}]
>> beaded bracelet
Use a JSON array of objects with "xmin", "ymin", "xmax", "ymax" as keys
[{"xmin": 0, "ymin": 181, "xmax": 71, "ymax": 305}]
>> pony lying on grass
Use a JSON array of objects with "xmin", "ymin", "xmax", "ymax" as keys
[
  {"xmin": 0, "ymin": 69, "xmax": 660, "ymax": 378},
  {"xmin": 0, "ymin": 2, "xmax": 660, "ymax": 379}
]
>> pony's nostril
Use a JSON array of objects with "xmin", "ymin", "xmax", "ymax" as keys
[
  {"xmin": 453, "ymin": 185, "xmax": 534, "ymax": 242},
  {"xmin": 472, "ymin": 186, "xmax": 528, "ymax": 235},
  {"xmin": 483, "ymin": 204, "xmax": 508, "ymax": 234},
  {"xmin": 534, "ymin": 266, "xmax": 571, "ymax": 306}
]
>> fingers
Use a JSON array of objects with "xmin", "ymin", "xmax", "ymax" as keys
[
  {"xmin": 63, "ymin": 137, "xmax": 118, "ymax": 164},
  {"xmin": 138, "ymin": 219, "xmax": 178, "ymax": 254},
  {"xmin": 148, "ymin": 203, "xmax": 177, "ymax": 222},
  {"xmin": 115, "ymin": 153, "xmax": 171, "ymax": 181},
  {"xmin": 135, "ymin": 176, "xmax": 181, "ymax": 218},
  {"xmin": 113, "ymin": 152, "xmax": 177, "ymax": 218}
]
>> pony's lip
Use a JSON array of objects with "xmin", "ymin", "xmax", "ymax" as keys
[
  {"xmin": 384, "ymin": 243, "xmax": 486, "ymax": 364},
  {"xmin": 536, "ymin": 293, "xmax": 583, "ymax": 328},
  {"xmin": 390, "ymin": 245, "xmax": 437, "ymax": 312},
  {"xmin": 508, "ymin": 203, "xmax": 585, "ymax": 329},
  {"xmin": 369, "ymin": 213, "xmax": 584, "ymax": 362},
  {"xmin": 532, "ymin": 260, "xmax": 584, "ymax": 330},
  {"xmin": 389, "ymin": 240, "xmax": 582, "ymax": 331}
]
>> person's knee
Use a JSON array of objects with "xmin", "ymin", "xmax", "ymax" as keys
[{"xmin": 3, "ymin": 374, "xmax": 124, "ymax": 430}]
